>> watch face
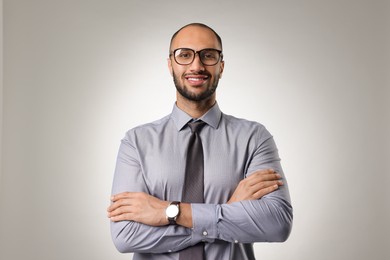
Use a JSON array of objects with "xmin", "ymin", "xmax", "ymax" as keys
[{"xmin": 166, "ymin": 204, "xmax": 179, "ymax": 218}]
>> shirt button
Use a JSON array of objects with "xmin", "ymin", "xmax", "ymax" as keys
[
  {"xmin": 234, "ymin": 240, "xmax": 239, "ymax": 244},
  {"xmin": 202, "ymin": 231, "xmax": 208, "ymax": 236},
  {"xmin": 168, "ymin": 250, "xmax": 172, "ymax": 252}
]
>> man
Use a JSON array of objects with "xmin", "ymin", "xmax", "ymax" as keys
[{"xmin": 107, "ymin": 23, "xmax": 293, "ymax": 259}]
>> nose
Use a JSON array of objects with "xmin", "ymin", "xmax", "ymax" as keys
[{"xmin": 189, "ymin": 53, "xmax": 205, "ymax": 72}]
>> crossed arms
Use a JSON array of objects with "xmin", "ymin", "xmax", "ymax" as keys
[
  {"xmin": 107, "ymin": 133, "xmax": 293, "ymax": 254},
  {"xmin": 108, "ymin": 169, "xmax": 283, "ymax": 227}
]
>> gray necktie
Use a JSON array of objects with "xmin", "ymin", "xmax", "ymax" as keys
[{"xmin": 179, "ymin": 120, "xmax": 206, "ymax": 260}]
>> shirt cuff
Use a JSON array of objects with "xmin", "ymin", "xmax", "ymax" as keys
[{"xmin": 191, "ymin": 203, "xmax": 218, "ymax": 243}]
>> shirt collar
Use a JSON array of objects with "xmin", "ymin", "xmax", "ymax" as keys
[{"xmin": 170, "ymin": 102, "xmax": 222, "ymax": 131}]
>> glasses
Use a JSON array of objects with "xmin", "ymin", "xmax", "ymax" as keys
[{"xmin": 170, "ymin": 48, "xmax": 223, "ymax": 66}]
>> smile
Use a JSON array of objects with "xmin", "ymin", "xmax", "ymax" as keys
[
  {"xmin": 187, "ymin": 77, "xmax": 206, "ymax": 81},
  {"xmin": 184, "ymin": 75, "xmax": 209, "ymax": 85}
]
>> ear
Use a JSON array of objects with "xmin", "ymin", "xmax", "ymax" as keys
[
  {"xmin": 219, "ymin": 60, "xmax": 225, "ymax": 79},
  {"xmin": 167, "ymin": 58, "xmax": 173, "ymax": 76}
]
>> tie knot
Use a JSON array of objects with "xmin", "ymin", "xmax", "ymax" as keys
[{"xmin": 188, "ymin": 120, "xmax": 206, "ymax": 133}]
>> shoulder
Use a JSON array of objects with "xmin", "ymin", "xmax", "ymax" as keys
[
  {"xmin": 220, "ymin": 113, "xmax": 274, "ymax": 147},
  {"xmin": 124, "ymin": 114, "xmax": 172, "ymax": 140},
  {"xmin": 222, "ymin": 113, "xmax": 270, "ymax": 133},
  {"xmin": 220, "ymin": 113, "xmax": 278, "ymax": 155}
]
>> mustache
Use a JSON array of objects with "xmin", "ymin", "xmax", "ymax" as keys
[{"xmin": 183, "ymin": 72, "xmax": 211, "ymax": 77}]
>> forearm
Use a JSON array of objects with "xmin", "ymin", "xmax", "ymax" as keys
[
  {"xmin": 108, "ymin": 191, "xmax": 198, "ymax": 253},
  {"xmin": 110, "ymin": 137, "xmax": 197, "ymax": 253},
  {"xmin": 186, "ymin": 168, "xmax": 292, "ymax": 244},
  {"xmin": 176, "ymin": 203, "xmax": 193, "ymax": 228},
  {"xmin": 110, "ymin": 172, "xmax": 291, "ymax": 250},
  {"xmin": 219, "ymin": 196, "xmax": 292, "ymax": 242},
  {"xmin": 111, "ymin": 220, "xmax": 193, "ymax": 253},
  {"xmin": 191, "ymin": 192, "xmax": 293, "ymax": 243},
  {"xmin": 111, "ymin": 194, "xmax": 292, "ymax": 254},
  {"xmin": 110, "ymin": 200, "xmax": 205, "ymax": 253}
]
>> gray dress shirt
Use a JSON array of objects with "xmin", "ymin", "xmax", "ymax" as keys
[{"xmin": 110, "ymin": 103, "xmax": 293, "ymax": 260}]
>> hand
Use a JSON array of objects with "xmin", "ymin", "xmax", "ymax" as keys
[
  {"xmin": 107, "ymin": 192, "xmax": 169, "ymax": 226},
  {"xmin": 227, "ymin": 169, "xmax": 283, "ymax": 204}
]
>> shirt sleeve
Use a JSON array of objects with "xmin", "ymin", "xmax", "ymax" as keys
[
  {"xmin": 110, "ymin": 125, "xmax": 293, "ymax": 253},
  {"xmin": 110, "ymin": 131, "xmax": 196, "ymax": 254},
  {"xmin": 191, "ymin": 127, "xmax": 293, "ymax": 244}
]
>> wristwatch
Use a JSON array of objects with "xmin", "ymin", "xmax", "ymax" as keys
[{"xmin": 166, "ymin": 201, "xmax": 180, "ymax": 225}]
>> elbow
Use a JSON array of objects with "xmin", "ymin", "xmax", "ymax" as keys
[
  {"xmin": 253, "ymin": 198, "xmax": 293, "ymax": 243},
  {"xmin": 272, "ymin": 216, "xmax": 292, "ymax": 242},
  {"xmin": 112, "ymin": 236, "xmax": 132, "ymax": 254},
  {"xmin": 111, "ymin": 233, "xmax": 132, "ymax": 254},
  {"xmin": 110, "ymin": 221, "xmax": 161, "ymax": 254},
  {"xmin": 110, "ymin": 222, "xmax": 136, "ymax": 254},
  {"xmin": 268, "ymin": 202, "xmax": 293, "ymax": 242}
]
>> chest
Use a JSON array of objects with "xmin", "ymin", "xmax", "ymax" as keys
[{"xmin": 137, "ymin": 131, "xmax": 251, "ymax": 203}]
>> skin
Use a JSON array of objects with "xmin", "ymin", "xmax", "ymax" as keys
[
  {"xmin": 168, "ymin": 25, "xmax": 224, "ymax": 118},
  {"xmin": 107, "ymin": 25, "xmax": 283, "ymax": 228}
]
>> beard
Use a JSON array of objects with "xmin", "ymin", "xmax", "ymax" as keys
[{"xmin": 173, "ymin": 71, "xmax": 219, "ymax": 102}]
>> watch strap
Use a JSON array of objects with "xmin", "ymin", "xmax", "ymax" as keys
[{"xmin": 167, "ymin": 201, "xmax": 180, "ymax": 225}]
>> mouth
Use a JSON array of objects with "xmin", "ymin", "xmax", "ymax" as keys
[{"xmin": 184, "ymin": 74, "xmax": 209, "ymax": 86}]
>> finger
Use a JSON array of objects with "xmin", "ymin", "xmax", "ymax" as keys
[
  {"xmin": 248, "ymin": 169, "xmax": 278, "ymax": 179},
  {"xmin": 107, "ymin": 203, "xmax": 120, "ymax": 212},
  {"xmin": 108, "ymin": 205, "xmax": 133, "ymax": 218},
  {"xmin": 110, "ymin": 212, "xmax": 133, "ymax": 222},
  {"xmin": 107, "ymin": 198, "xmax": 134, "ymax": 212},
  {"xmin": 251, "ymin": 169, "xmax": 276, "ymax": 176},
  {"xmin": 111, "ymin": 192, "xmax": 134, "ymax": 202},
  {"xmin": 255, "ymin": 173, "xmax": 281, "ymax": 182},
  {"xmin": 251, "ymin": 179, "xmax": 283, "ymax": 191},
  {"xmin": 244, "ymin": 180, "xmax": 282, "ymax": 199},
  {"xmin": 108, "ymin": 203, "xmax": 142, "ymax": 220},
  {"xmin": 245, "ymin": 172, "xmax": 281, "ymax": 186},
  {"xmin": 252, "ymin": 184, "xmax": 280, "ymax": 199}
]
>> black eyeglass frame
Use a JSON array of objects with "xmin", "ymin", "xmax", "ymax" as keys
[{"xmin": 170, "ymin": 48, "xmax": 223, "ymax": 66}]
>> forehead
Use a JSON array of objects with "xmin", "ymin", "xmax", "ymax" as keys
[{"xmin": 171, "ymin": 26, "xmax": 221, "ymax": 50}]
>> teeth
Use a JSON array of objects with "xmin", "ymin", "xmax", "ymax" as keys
[{"xmin": 188, "ymin": 78, "xmax": 205, "ymax": 81}]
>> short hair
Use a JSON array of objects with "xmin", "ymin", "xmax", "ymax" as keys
[{"xmin": 169, "ymin": 23, "xmax": 223, "ymax": 53}]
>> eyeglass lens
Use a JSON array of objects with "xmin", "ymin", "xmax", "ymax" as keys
[{"xmin": 174, "ymin": 48, "xmax": 221, "ymax": 66}]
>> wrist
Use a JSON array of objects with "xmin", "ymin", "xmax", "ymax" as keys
[
  {"xmin": 165, "ymin": 201, "xmax": 181, "ymax": 225},
  {"xmin": 175, "ymin": 203, "xmax": 193, "ymax": 228}
]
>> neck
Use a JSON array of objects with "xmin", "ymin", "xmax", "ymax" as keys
[{"xmin": 176, "ymin": 94, "xmax": 216, "ymax": 118}]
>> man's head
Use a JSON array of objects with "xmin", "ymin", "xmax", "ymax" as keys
[
  {"xmin": 169, "ymin": 23, "xmax": 223, "ymax": 52},
  {"xmin": 168, "ymin": 23, "xmax": 224, "ymax": 103}
]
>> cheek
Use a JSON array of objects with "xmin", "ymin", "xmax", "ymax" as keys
[
  {"xmin": 212, "ymin": 70, "xmax": 222, "ymax": 80},
  {"xmin": 172, "ymin": 70, "xmax": 184, "ymax": 85},
  {"xmin": 172, "ymin": 66, "xmax": 185, "ymax": 78}
]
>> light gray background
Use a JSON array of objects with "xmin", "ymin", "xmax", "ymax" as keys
[{"xmin": 1, "ymin": 0, "xmax": 389, "ymax": 259}]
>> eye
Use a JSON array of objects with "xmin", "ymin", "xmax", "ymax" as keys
[
  {"xmin": 179, "ymin": 53, "xmax": 191, "ymax": 58},
  {"xmin": 176, "ymin": 49, "xmax": 193, "ymax": 59},
  {"xmin": 201, "ymin": 51, "xmax": 218, "ymax": 60}
]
